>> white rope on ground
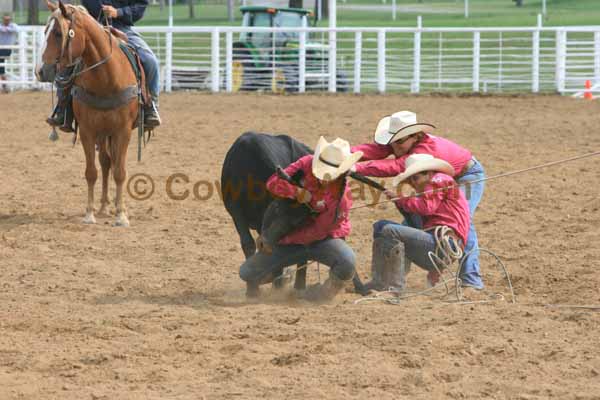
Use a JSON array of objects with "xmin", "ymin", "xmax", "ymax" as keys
[
  {"xmin": 350, "ymin": 150, "xmax": 600, "ymax": 211},
  {"xmin": 544, "ymin": 304, "xmax": 600, "ymax": 311},
  {"xmin": 354, "ymin": 244, "xmax": 514, "ymax": 306},
  {"xmin": 456, "ymin": 248, "xmax": 516, "ymax": 304}
]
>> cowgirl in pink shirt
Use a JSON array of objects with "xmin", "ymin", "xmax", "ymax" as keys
[
  {"xmin": 240, "ymin": 137, "xmax": 363, "ymax": 301},
  {"xmin": 365, "ymin": 154, "xmax": 471, "ymax": 291},
  {"xmin": 353, "ymin": 111, "xmax": 485, "ymax": 289}
]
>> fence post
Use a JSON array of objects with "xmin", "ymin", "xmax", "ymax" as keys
[
  {"xmin": 377, "ymin": 29, "xmax": 386, "ymax": 93},
  {"xmin": 555, "ymin": 29, "xmax": 566, "ymax": 93},
  {"xmin": 18, "ymin": 30, "xmax": 27, "ymax": 89},
  {"xmin": 226, "ymin": 31, "xmax": 233, "ymax": 92},
  {"xmin": 532, "ymin": 29, "xmax": 540, "ymax": 93},
  {"xmin": 594, "ymin": 31, "xmax": 600, "ymax": 83},
  {"xmin": 211, "ymin": 27, "xmax": 220, "ymax": 93},
  {"xmin": 354, "ymin": 31, "xmax": 362, "ymax": 94},
  {"xmin": 473, "ymin": 31, "xmax": 480, "ymax": 92},
  {"xmin": 412, "ymin": 20, "xmax": 421, "ymax": 93},
  {"xmin": 165, "ymin": 28, "xmax": 173, "ymax": 93},
  {"xmin": 299, "ymin": 31, "xmax": 306, "ymax": 93},
  {"xmin": 498, "ymin": 32, "xmax": 503, "ymax": 91},
  {"xmin": 437, "ymin": 32, "xmax": 443, "ymax": 90},
  {"xmin": 328, "ymin": 29, "xmax": 337, "ymax": 93}
]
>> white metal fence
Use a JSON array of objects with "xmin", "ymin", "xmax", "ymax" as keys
[{"xmin": 5, "ymin": 25, "xmax": 600, "ymax": 95}]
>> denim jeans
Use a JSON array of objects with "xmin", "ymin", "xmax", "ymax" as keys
[
  {"xmin": 122, "ymin": 28, "xmax": 160, "ymax": 98},
  {"xmin": 239, "ymin": 238, "xmax": 356, "ymax": 285},
  {"xmin": 373, "ymin": 220, "xmax": 460, "ymax": 273},
  {"xmin": 456, "ymin": 158, "xmax": 485, "ymax": 288},
  {"xmin": 380, "ymin": 159, "xmax": 486, "ymax": 288}
]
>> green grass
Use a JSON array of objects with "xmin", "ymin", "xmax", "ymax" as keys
[
  {"xmin": 17, "ymin": 0, "xmax": 600, "ymax": 27},
  {"xmin": 141, "ymin": 0, "xmax": 600, "ymax": 28}
]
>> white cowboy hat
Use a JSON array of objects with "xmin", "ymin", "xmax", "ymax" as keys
[
  {"xmin": 312, "ymin": 136, "xmax": 364, "ymax": 181},
  {"xmin": 392, "ymin": 153, "xmax": 454, "ymax": 187},
  {"xmin": 374, "ymin": 111, "xmax": 436, "ymax": 145}
]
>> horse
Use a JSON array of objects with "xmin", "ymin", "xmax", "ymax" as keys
[{"xmin": 36, "ymin": 1, "xmax": 141, "ymax": 227}]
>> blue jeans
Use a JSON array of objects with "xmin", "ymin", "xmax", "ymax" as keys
[
  {"xmin": 456, "ymin": 158, "xmax": 485, "ymax": 288},
  {"xmin": 239, "ymin": 238, "xmax": 356, "ymax": 285},
  {"xmin": 123, "ymin": 28, "xmax": 160, "ymax": 98},
  {"xmin": 373, "ymin": 221, "xmax": 460, "ymax": 272}
]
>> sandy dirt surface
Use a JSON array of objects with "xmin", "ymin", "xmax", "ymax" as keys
[{"xmin": 1, "ymin": 92, "xmax": 600, "ymax": 399}]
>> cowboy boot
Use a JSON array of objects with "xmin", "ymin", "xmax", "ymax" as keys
[
  {"xmin": 302, "ymin": 272, "xmax": 346, "ymax": 302},
  {"xmin": 47, "ymin": 103, "xmax": 75, "ymax": 133},
  {"xmin": 144, "ymin": 97, "xmax": 161, "ymax": 128},
  {"xmin": 362, "ymin": 237, "xmax": 387, "ymax": 292},
  {"xmin": 383, "ymin": 241, "xmax": 410, "ymax": 292}
]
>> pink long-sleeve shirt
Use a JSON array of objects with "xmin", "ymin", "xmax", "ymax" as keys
[
  {"xmin": 396, "ymin": 173, "xmax": 470, "ymax": 244},
  {"xmin": 265, "ymin": 155, "xmax": 352, "ymax": 245},
  {"xmin": 352, "ymin": 134, "xmax": 472, "ymax": 178}
]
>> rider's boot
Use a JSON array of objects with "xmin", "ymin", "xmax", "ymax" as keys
[{"xmin": 144, "ymin": 96, "xmax": 161, "ymax": 128}]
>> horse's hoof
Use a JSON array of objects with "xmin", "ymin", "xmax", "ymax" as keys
[
  {"xmin": 97, "ymin": 208, "xmax": 110, "ymax": 217},
  {"xmin": 82, "ymin": 214, "xmax": 96, "ymax": 224},
  {"xmin": 113, "ymin": 216, "xmax": 130, "ymax": 227}
]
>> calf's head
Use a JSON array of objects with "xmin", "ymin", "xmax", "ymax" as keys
[{"xmin": 257, "ymin": 199, "xmax": 312, "ymax": 254}]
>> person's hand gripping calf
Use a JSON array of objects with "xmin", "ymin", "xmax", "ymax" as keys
[{"xmin": 296, "ymin": 188, "xmax": 312, "ymax": 204}]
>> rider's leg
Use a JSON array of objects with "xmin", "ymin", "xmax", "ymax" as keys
[
  {"xmin": 123, "ymin": 29, "xmax": 161, "ymax": 128},
  {"xmin": 46, "ymin": 68, "xmax": 75, "ymax": 132},
  {"xmin": 456, "ymin": 159, "xmax": 485, "ymax": 289}
]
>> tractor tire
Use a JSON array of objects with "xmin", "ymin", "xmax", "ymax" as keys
[
  {"xmin": 270, "ymin": 67, "xmax": 288, "ymax": 94},
  {"xmin": 336, "ymin": 70, "xmax": 349, "ymax": 92},
  {"xmin": 232, "ymin": 48, "xmax": 255, "ymax": 92}
]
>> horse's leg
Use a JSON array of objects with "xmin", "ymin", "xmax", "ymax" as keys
[
  {"xmin": 111, "ymin": 131, "xmax": 130, "ymax": 227},
  {"xmin": 80, "ymin": 132, "xmax": 97, "ymax": 224},
  {"xmin": 97, "ymin": 137, "xmax": 111, "ymax": 217}
]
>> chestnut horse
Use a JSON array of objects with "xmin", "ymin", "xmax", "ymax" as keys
[{"xmin": 37, "ymin": 2, "xmax": 139, "ymax": 227}]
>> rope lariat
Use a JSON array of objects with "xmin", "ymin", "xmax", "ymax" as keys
[{"xmin": 351, "ymin": 149, "xmax": 600, "ymax": 211}]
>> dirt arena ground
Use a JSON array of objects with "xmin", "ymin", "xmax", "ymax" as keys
[{"xmin": 1, "ymin": 92, "xmax": 600, "ymax": 399}]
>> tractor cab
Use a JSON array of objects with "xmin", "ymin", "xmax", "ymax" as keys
[
  {"xmin": 238, "ymin": 6, "xmax": 312, "ymax": 50},
  {"xmin": 232, "ymin": 6, "xmax": 345, "ymax": 93}
]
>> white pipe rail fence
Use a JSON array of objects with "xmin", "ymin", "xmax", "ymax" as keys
[{"xmin": 5, "ymin": 25, "xmax": 600, "ymax": 95}]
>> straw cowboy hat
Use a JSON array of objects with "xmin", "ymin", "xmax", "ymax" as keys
[
  {"xmin": 374, "ymin": 111, "xmax": 436, "ymax": 145},
  {"xmin": 392, "ymin": 153, "xmax": 454, "ymax": 187},
  {"xmin": 312, "ymin": 137, "xmax": 364, "ymax": 181}
]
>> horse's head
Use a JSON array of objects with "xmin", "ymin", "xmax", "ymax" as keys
[{"xmin": 36, "ymin": 1, "xmax": 88, "ymax": 82}]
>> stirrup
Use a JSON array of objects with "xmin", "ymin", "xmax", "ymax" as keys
[
  {"xmin": 46, "ymin": 112, "xmax": 74, "ymax": 133},
  {"xmin": 144, "ymin": 102, "xmax": 161, "ymax": 128}
]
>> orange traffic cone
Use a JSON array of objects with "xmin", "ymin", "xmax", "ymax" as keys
[{"xmin": 583, "ymin": 80, "xmax": 593, "ymax": 100}]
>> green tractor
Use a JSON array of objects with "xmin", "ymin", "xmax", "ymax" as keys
[{"xmin": 232, "ymin": 6, "xmax": 347, "ymax": 92}]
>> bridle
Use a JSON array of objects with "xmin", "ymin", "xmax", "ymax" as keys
[{"xmin": 45, "ymin": 7, "xmax": 114, "ymax": 83}]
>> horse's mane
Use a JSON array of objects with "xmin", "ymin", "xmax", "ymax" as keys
[{"xmin": 49, "ymin": 4, "xmax": 101, "ymax": 45}]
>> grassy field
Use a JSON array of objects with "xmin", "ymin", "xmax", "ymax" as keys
[{"xmin": 15, "ymin": 0, "xmax": 600, "ymax": 27}]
